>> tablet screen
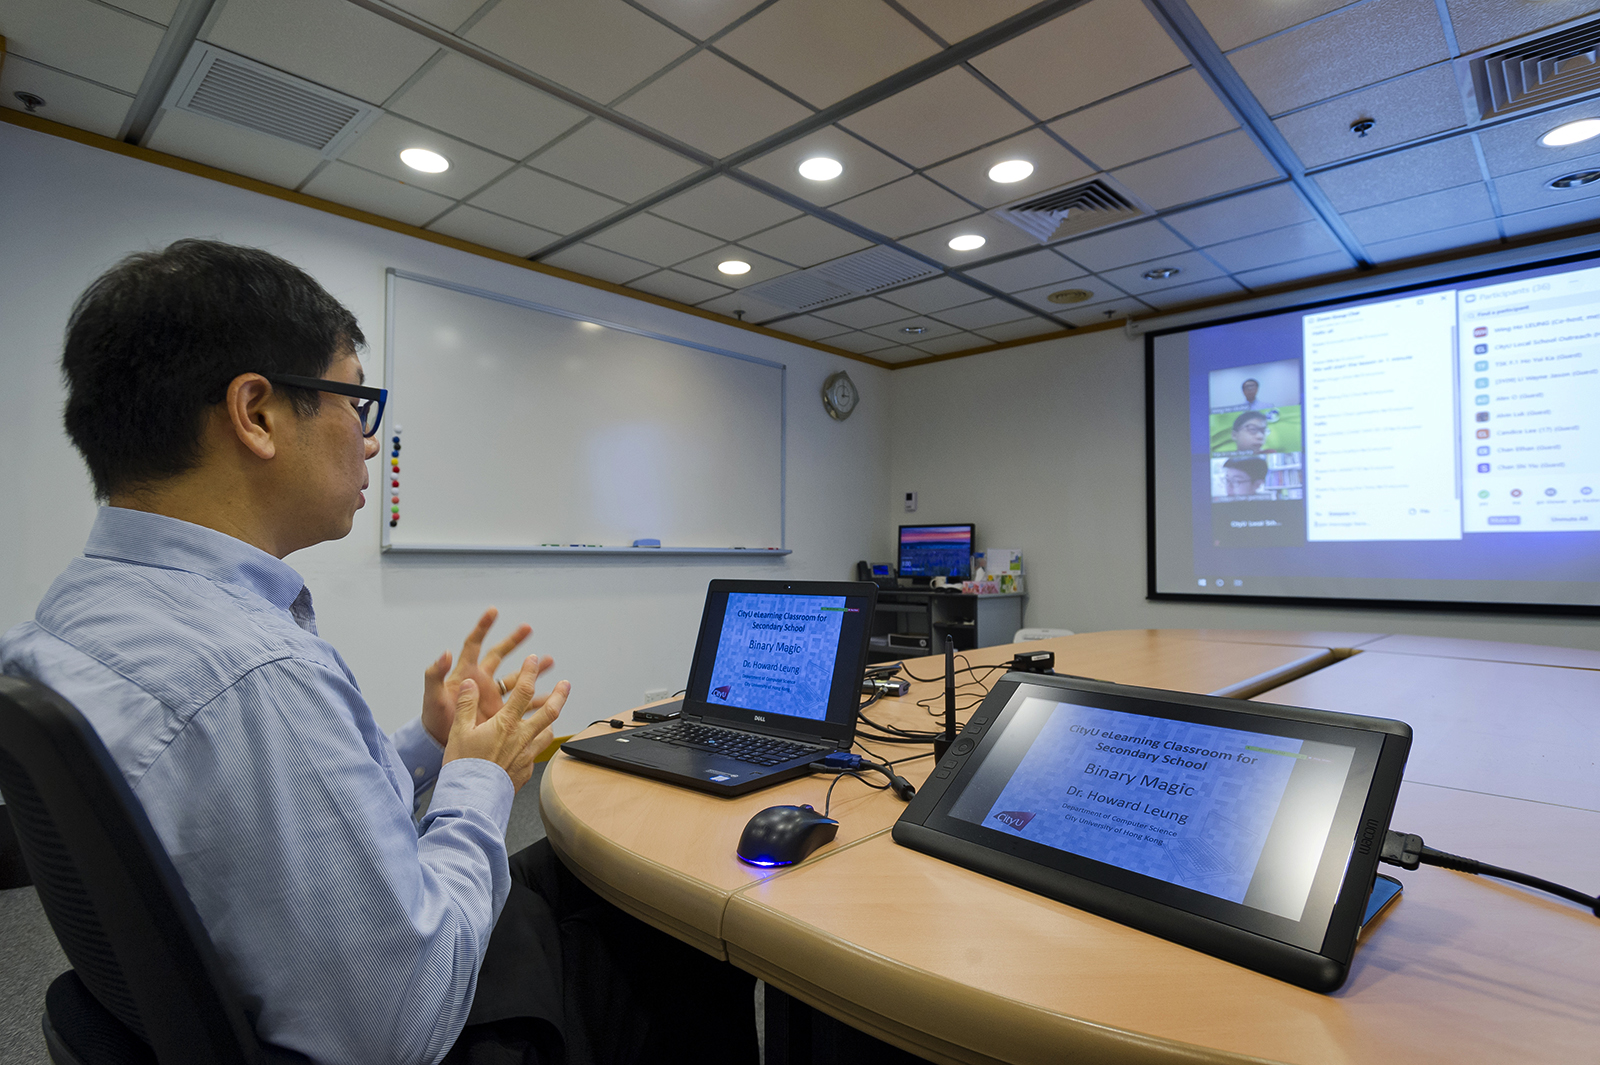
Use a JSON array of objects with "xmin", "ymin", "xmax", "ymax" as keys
[{"xmin": 948, "ymin": 697, "xmax": 1356, "ymax": 923}]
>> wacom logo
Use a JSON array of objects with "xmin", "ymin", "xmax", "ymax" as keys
[
  {"xmin": 711, "ymin": 685, "xmax": 732, "ymax": 700},
  {"xmin": 993, "ymin": 811, "xmax": 1036, "ymax": 831}
]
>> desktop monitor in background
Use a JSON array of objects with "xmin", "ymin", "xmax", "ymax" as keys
[{"xmin": 899, "ymin": 524, "xmax": 975, "ymax": 583}]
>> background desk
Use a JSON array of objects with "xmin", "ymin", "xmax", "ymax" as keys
[
  {"xmin": 867, "ymin": 591, "xmax": 1026, "ymax": 662},
  {"xmin": 541, "ymin": 631, "xmax": 1600, "ymax": 1064}
]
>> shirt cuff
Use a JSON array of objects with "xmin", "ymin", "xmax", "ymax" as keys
[
  {"xmin": 430, "ymin": 757, "xmax": 516, "ymax": 835},
  {"xmin": 393, "ymin": 717, "xmax": 445, "ymax": 792}
]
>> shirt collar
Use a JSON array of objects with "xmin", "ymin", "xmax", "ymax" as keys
[{"xmin": 84, "ymin": 506, "xmax": 308, "ymax": 613}]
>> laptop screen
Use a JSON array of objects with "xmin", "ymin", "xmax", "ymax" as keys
[{"xmin": 686, "ymin": 581, "xmax": 876, "ymax": 736}]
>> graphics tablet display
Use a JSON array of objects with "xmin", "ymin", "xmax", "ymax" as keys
[{"xmin": 893, "ymin": 675, "xmax": 1410, "ymax": 991}]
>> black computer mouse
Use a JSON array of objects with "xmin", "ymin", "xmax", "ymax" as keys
[{"xmin": 737, "ymin": 805, "xmax": 839, "ymax": 867}]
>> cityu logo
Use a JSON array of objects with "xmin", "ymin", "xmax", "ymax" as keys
[
  {"xmin": 711, "ymin": 685, "xmax": 732, "ymax": 700},
  {"xmin": 993, "ymin": 811, "xmax": 1036, "ymax": 831}
]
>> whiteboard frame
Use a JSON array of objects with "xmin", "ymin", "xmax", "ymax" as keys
[{"xmin": 379, "ymin": 269, "xmax": 790, "ymax": 557}]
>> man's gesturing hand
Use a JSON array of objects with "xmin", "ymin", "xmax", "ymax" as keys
[{"xmin": 443, "ymin": 656, "xmax": 568, "ymax": 791}]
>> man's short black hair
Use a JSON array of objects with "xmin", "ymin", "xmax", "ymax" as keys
[
  {"xmin": 1232, "ymin": 410, "xmax": 1269, "ymax": 430},
  {"xmin": 1241, "ymin": 378, "xmax": 1258, "ymax": 387},
  {"xmin": 62, "ymin": 239, "xmax": 365, "ymax": 499},
  {"xmin": 1223, "ymin": 456, "xmax": 1269, "ymax": 482}
]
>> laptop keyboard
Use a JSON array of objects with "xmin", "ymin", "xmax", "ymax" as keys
[{"xmin": 639, "ymin": 720, "xmax": 830, "ymax": 767}]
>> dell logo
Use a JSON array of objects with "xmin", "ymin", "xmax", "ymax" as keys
[{"xmin": 753, "ymin": 715, "xmax": 766, "ymax": 722}]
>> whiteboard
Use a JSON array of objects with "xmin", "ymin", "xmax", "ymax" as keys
[{"xmin": 381, "ymin": 270, "xmax": 786, "ymax": 554}]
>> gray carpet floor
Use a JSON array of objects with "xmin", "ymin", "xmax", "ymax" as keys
[{"xmin": 0, "ymin": 765, "xmax": 548, "ymax": 1065}]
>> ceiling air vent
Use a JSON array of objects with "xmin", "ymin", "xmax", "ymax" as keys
[
  {"xmin": 993, "ymin": 177, "xmax": 1146, "ymax": 244},
  {"xmin": 1466, "ymin": 16, "xmax": 1600, "ymax": 121},
  {"xmin": 743, "ymin": 245, "xmax": 937, "ymax": 312},
  {"xmin": 160, "ymin": 44, "xmax": 379, "ymax": 157}
]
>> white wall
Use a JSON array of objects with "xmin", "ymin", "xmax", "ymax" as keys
[
  {"xmin": 885, "ymin": 326, "xmax": 1600, "ymax": 651},
  {"xmin": 0, "ymin": 122, "xmax": 891, "ymax": 731}
]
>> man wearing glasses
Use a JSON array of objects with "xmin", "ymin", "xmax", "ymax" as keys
[{"xmin": 1, "ymin": 240, "xmax": 755, "ymax": 1064}]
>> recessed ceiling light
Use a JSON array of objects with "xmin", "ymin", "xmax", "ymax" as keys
[
  {"xmin": 1548, "ymin": 169, "xmax": 1600, "ymax": 189},
  {"xmin": 947, "ymin": 234, "xmax": 986, "ymax": 251},
  {"xmin": 988, "ymin": 159, "xmax": 1034, "ymax": 183},
  {"xmin": 1540, "ymin": 119, "xmax": 1600, "ymax": 147},
  {"xmin": 399, "ymin": 147, "xmax": 449, "ymax": 173},
  {"xmin": 900, "ymin": 325, "xmax": 927, "ymax": 334},
  {"xmin": 1142, "ymin": 267, "xmax": 1181, "ymax": 280},
  {"xmin": 798, "ymin": 157, "xmax": 843, "ymax": 181},
  {"xmin": 718, "ymin": 260, "xmax": 752, "ymax": 275},
  {"xmin": 1047, "ymin": 289, "xmax": 1093, "ymax": 304}
]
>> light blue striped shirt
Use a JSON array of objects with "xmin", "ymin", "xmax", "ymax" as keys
[{"xmin": 1, "ymin": 507, "xmax": 515, "ymax": 1065}]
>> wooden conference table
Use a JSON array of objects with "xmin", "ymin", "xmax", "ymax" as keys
[{"xmin": 540, "ymin": 630, "xmax": 1600, "ymax": 1064}]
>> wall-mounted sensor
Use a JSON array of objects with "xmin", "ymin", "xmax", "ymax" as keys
[{"xmin": 904, "ymin": 491, "xmax": 917, "ymax": 512}]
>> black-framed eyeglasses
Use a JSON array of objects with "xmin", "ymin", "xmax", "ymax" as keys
[{"xmin": 261, "ymin": 373, "xmax": 388, "ymax": 437}]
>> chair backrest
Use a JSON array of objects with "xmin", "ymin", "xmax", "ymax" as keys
[
  {"xmin": 1014, "ymin": 627, "xmax": 1075, "ymax": 642},
  {"xmin": 0, "ymin": 675, "xmax": 266, "ymax": 1065}
]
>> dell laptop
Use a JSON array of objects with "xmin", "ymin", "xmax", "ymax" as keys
[{"xmin": 561, "ymin": 579, "xmax": 877, "ymax": 797}]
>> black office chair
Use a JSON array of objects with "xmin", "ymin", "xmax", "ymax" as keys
[{"xmin": 0, "ymin": 675, "xmax": 307, "ymax": 1065}]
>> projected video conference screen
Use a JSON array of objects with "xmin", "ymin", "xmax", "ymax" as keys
[{"xmin": 1149, "ymin": 251, "xmax": 1600, "ymax": 610}]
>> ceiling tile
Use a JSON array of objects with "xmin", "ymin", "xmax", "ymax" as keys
[
  {"xmin": 586, "ymin": 212, "xmax": 725, "ymax": 266},
  {"xmin": 894, "ymin": 0, "xmax": 1038, "ymax": 44},
  {"xmin": 1049, "ymin": 69, "xmax": 1238, "ymax": 171},
  {"xmin": 2, "ymin": 0, "xmax": 164, "ymax": 94},
  {"xmin": 1203, "ymin": 220, "xmax": 1344, "ymax": 273},
  {"xmin": 626, "ymin": 269, "xmax": 733, "ymax": 305},
  {"xmin": 1275, "ymin": 64, "xmax": 1465, "ymax": 170},
  {"xmin": 767, "ymin": 315, "xmax": 854, "ymax": 341},
  {"xmin": 389, "ymin": 53, "xmax": 587, "ymax": 160},
  {"xmin": 1500, "ymin": 198, "xmax": 1600, "ymax": 240},
  {"xmin": 815, "ymin": 297, "xmax": 912, "ymax": 329},
  {"xmin": 426, "ymin": 204, "xmax": 561, "ymax": 256},
  {"xmin": 1187, "ymin": 0, "xmax": 1354, "ymax": 51},
  {"xmin": 1313, "ymin": 136, "xmax": 1482, "ymax": 211},
  {"xmin": 837, "ymin": 67, "xmax": 1031, "ymax": 169},
  {"xmin": 1055, "ymin": 294, "xmax": 1153, "ymax": 325},
  {"xmin": 879, "ymin": 276, "xmax": 989, "ymax": 315},
  {"xmin": 0, "ymin": 57, "xmax": 132, "ymax": 139},
  {"xmin": 715, "ymin": 0, "xmax": 940, "ymax": 109},
  {"xmin": 1099, "ymin": 250, "xmax": 1226, "ymax": 295},
  {"xmin": 205, "ymin": 0, "xmax": 437, "ymax": 104},
  {"xmin": 539, "ymin": 242, "xmax": 658, "ymax": 283},
  {"xmin": 632, "ymin": 0, "xmax": 768, "ymax": 40},
  {"xmin": 897, "ymin": 214, "xmax": 1039, "ymax": 266},
  {"xmin": 1493, "ymin": 150, "xmax": 1600, "ymax": 215},
  {"xmin": 1444, "ymin": 0, "xmax": 1600, "ymax": 54},
  {"xmin": 1012, "ymin": 278, "xmax": 1128, "ymax": 313},
  {"xmin": 468, "ymin": 168, "xmax": 624, "ymax": 233},
  {"xmin": 529, "ymin": 122, "xmax": 703, "ymax": 202},
  {"xmin": 739, "ymin": 215, "xmax": 873, "ymax": 267},
  {"xmin": 910, "ymin": 332, "xmax": 986, "ymax": 356},
  {"xmin": 649, "ymin": 176, "xmax": 802, "ymax": 240},
  {"xmin": 1136, "ymin": 276, "xmax": 1247, "ymax": 311},
  {"xmin": 1342, "ymin": 183, "xmax": 1495, "ymax": 244},
  {"xmin": 696, "ymin": 288, "xmax": 793, "ymax": 321},
  {"xmin": 1163, "ymin": 185, "xmax": 1315, "ymax": 245},
  {"xmin": 1056, "ymin": 220, "xmax": 1189, "ymax": 271},
  {"xmin": 464, "ymin": 0, "xmax": 691, "ymax": 104},
  {"xmin": 738, "ymin": 127, "xmax": 912, "ymax": 206},
  {"xmin": 1477, "ymin": 99, "xmax": 1600, "ymax": 179},
  {"xmin": 1111, "ymin": 130, "xmax": 1281, "ymax": 210},
  {"xmin": 385, "ymin": 0, "xmax": 485, "ymax": 32},
  {"xmin": 146, "ymin": 108, "xmax": 322, "ymax": 188},
  {"xmin": 870, "ymin": 345, "xmax": 929, "ymax": 363},
  {"xmin": 338, "ymin": 114, "xmax": 514, "ymax": 199},
  {"xmin": 829, "ymin": 175, "xmax": 976, "ymax": 239},
  {"xmin": 969, "ymin": 0, "xmax": 1188, "ymax": 121},
  {"xmin": 302, "ymin": 160, "xmax": 455, "ymax": 226},
  {"xmin": 1365, "ymin": 219, "xmax": 1502, "ymax": 264},
  {"xmin": 1232, "ymin": 249, "xmax": 1358, "ymax": 290},
  {"xmin": 929, "ymin": 298, "xmax": 1035, "ymax": 331},
  {"xmin": 973, "ymin": 317, "xmax": 1066, "ymax": 342},
  {"xmin": 671, "ymin": 244, "xmax": 795, "ymax": 287},
  {"xmin": 822, "ymin": 330, "xmax": 901, "ymax": 354},
  {"xmin": 1228, "ymin": 0, "xmax": 1450, "ymax": 116},
  {"xmin": 615, "ymin": 51, "xmax": 811, "ymax": 158},
  {"xmin": 865, "ymin": 316, "xmax": 964, "ymax": 342},
  {"xmin": 959, "ymin": 248, "xmax": 1086, "ymax": 292},
  {"xmin": 103, "ymin": 0, "xmax": 179, "ymax": 21},
  {"xmin": 923, "ymin": 128, "xmax": 1095, "ymax": 209}
]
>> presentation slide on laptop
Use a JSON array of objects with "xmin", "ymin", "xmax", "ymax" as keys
[
  {"xmin": 955, "ymin": 699, "xmax": 1353, "ymax": 920},
  {"xmin": 704, "ymin": 593, "xmax": 850, "ymax": 721}
]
